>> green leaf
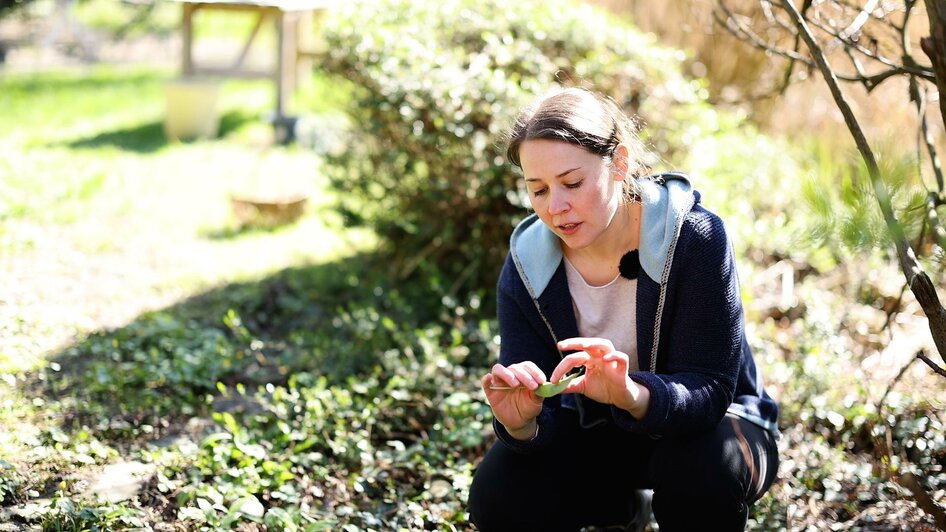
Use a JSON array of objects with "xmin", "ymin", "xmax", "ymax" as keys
[
  {"xmin": 233, "ymin": 495, "xmax": 265, "ymax": 518},
  {"xmin": 534, "ymin": 371, "xmax": 582, "ymax": 398},
  {"xmin": 196, "ymin": 497, "xmax": 214, "ymax": 514},
  {"xmin": 200, "ymin": 432, "xmax": 233, "ymax": 448}
]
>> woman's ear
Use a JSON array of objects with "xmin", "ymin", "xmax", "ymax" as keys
[{"xmin": 611, "ymin": 144, "xmax": 630, "ymax": 182}]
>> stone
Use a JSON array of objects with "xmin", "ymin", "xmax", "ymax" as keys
[
  {"xmin": 87, "ymin": 461, "xmax": 156, "ymax": 503},
  {"xmin": 0, "ymin": 497, "xmax": 51, "ymax": 525}
]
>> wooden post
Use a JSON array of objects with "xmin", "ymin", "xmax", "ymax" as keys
[
  {"xmin": 274, "ymin": 8, "xmax": 286, "ymax": 120},
  {"xmin": 274, "ymin": 9, "xmax": 299, "ymax": 121},
  {"xmin": 182, "ymin": 2, "xmax": 194, "ymax": 76}
]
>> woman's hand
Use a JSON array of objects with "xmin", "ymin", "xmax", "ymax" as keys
[
  {"xmin": 551, "ymin": 337, "xmax": 650, "ymax": 419},
  {"xmin": 481, "ymin": 362, "xmax": 546, "ymax": 440}
]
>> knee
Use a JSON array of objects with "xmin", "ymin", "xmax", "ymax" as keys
[
  {"xmin": 467, "ymin": 447, "xmax": 577, "ymax": 532},
  {"xmin": 467, "ymin": 467, "xmax": 499, "ymax": 530},
  {"xmin": 467, "ymin": 450, "xmax": 534, "ymax": 531},
  {"xmin": 467, "ymin": 470, "xmax": 534, "ymax": 532},
  {"xmin": 650, "ymin": 431, "xmax": 748, "ymax": 506},
  {"xmin": 649, "ymin": 432, "xmax": 752, "ymax": 531}
]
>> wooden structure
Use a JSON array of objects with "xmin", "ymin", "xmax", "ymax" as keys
[{"xmin": 173, "ymin": 0, "xmax": 329, "ymax": 137}]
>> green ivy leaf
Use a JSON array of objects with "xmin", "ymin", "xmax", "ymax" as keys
[{"xmin": 228, "ymin": 495, "xmax": 264, "ymax": 522}]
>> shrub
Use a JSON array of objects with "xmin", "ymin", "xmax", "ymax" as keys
[
  {"xmin": 320, "ymin": 0, "xmax": 703, "ymax": 307},
  {"xmin": 0, "ymin": 0, "xmax": 31, "ymax": 16}
]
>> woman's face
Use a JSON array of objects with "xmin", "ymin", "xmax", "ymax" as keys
[{"xmin": 519, "ymin": 139, "xmax": 625, "ymax": 251}]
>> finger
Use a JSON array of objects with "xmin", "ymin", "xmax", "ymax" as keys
[
  {"xmin": 602, "ymin": 353, "xmax": 629, "ymax": 376},
  {"xmin": 557, "ymin": 337, "xmax": 614, "ymax": 355},
  {"xmin": 491, "ymin": 363, "xmax": 519, "ymax": 387},
  {"xmin": 550, "ymin": 352, "xmax": 591, "ymax": 383},
  {"xmin": 602, "ymin": 351, "xmax": 629, "ymax": 366},
  {"xmin": 509, "ymin": 364, "xmax": 541, "ymax": 389},
  {"xmin": 518, "ymin": 361, "xmax": 548, "ymax": 385}
]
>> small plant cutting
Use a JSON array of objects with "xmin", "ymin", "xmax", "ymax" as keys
[{"xmin": 490, "ymin": 367, "xmax": 585, "ymax": 398}]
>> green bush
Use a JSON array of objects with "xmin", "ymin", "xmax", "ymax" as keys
[
  {"xmin": 320, "ymin": 0, "xmax": 702, "ymax": 306},
  {"xmin": 0, "ymin": 0, "xmax": 31, "ymax": 16}
]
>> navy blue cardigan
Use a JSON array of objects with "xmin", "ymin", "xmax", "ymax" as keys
[{"xmin": 493, "ymin": 175, "xmax": 780, "ymax": 453}]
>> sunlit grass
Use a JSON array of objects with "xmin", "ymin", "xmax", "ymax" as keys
[
  {"xmin": 0, "ymin": 65, "xmax": 374, "ymax": 376},
  {"xmin": 0, "ymin": 66, "xmax": 377, "ymax": 526}
]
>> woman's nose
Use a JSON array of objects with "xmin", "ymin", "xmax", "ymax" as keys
[{"xmin": 548, "ymin": 190, "xmax": 570, "ymax": 214}]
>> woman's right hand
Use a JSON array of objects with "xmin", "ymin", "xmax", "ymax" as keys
[{"xmin": 481, "ymin": 362, "xmax": 546, "ymax": 440}]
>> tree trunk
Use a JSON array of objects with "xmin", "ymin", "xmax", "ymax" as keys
[{"xmin": 922, "ymin": 1, "xmax": 946, "ymax": 129}]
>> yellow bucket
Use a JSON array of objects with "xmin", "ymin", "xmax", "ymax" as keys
[{"xmin": 164, "ymin": 77, "xmax": 221, "ymax": 141}]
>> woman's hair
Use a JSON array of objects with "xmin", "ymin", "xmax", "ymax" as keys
[{"xmin": 504, "ymin": 86, "xmax": 651, "ymax": 202}]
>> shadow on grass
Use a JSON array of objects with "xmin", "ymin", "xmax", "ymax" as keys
[
  {"xmin": 32, "ymin": 249, "xmax": 475, "ymax": 439},
  {"xmin": 6, "ymin": 249, "xmax": 495, "ymax": 528},
  {"xmin": 64, "ymin": 110, "xmax": 261, "ymax": 153},
  {"xmin": 66, "ymin": 120, "xmax": 167, "ymax": 153}
]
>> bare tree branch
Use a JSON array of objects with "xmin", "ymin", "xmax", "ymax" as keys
[
  {"xmin": 835, "ymin": 0, "xmax": 911, "ymax": 30},
  {"xmin": 778, "ymin": 34, "xmax": 801, "ymax": 92},
  {"xmin": 838, "ymin": 0, "xmax": 880, "ymax": 41},
  {"xmin": 802, "ymin": 14, "xmax": 935, "ymax": 80},
  {"xmin": 926, "ymin": 193, "xmax": 946, "ymax": 251},
  {"xmin": 922, "ymin": 0, "xmax": 946, "ymax": 129},
  {"xmin": 759, "ymin": 0, "xmax": 796, "ymax": 30},
  {"xmin": 876, "ymin": 351, "xmax": 916, "ymax": 413},
  {"xmin": 899, "ymin": 471, "xmax": 946, "ymax": 527},
  {"xmin": 902, "ymin": 0, "xmax": 918, "ymax": 52},
  {"xmin": 716, "ymin": 0, "xmax": 935, "ymax": 97},
  {"xmin": 714, "ymin": 4, "xmax": 812, "ymax": 64},
  {"xmin": 845, "ymin": 45, "xmax": 869, "ymax": 79},
  {"xmin": 909, "ymin": 79, "xmax": 946, "ymax": 233},
  {"xmin": 779, "ymin": 0, "xmax": 946, "ymax": 363},
  {"xmin": 760, "ymin": 0, "xmax": 779, "ymax": 25},
  {"xmin": 881, "ymin": 284, "xmax": 909, "ymax": 336},
  {"xmin": 917, "ymin": 350, "xmax": 946, "ymax": 377}
]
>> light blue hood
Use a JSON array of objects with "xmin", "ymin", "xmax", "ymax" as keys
[{"xmin": 510, "ymin": 172, "xmax": 695, "ymax": 297}]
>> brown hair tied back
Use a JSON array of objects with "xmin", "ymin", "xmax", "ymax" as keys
[{"xmin": 504, "ymin": 86, "xmax": 652, "ymax": 203}]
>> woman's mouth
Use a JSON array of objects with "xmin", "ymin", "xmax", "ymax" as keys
[{"xmin": 558, "ymin": 222, "xmax": 581, "ymax": 235}]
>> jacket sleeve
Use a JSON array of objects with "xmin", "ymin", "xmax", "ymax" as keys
[
  {"xmin": 491, "ymin": 256, "xmax": 564, "ymax": 453},
  {"xmin": 612, "ymin": 210, "xmax": 741, "ymax": 436}
]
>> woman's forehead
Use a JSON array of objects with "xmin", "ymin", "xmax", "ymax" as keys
[{"xmin": 519, "ymin": 140, "xmax": 601, "ymax": 179}]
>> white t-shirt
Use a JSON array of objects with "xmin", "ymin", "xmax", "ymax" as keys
[{"xmin": 563, "ymin": 256, "xmax": 639, "ymax": 371}]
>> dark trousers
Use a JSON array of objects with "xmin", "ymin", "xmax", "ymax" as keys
[{"xmin": 467, "ymin": 410, "xmax": 779, "ymax": 532}]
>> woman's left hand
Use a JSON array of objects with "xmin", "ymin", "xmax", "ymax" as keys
[{"xmin": 551, "ymin": 337, "xmax": 650, "ymax": 418}]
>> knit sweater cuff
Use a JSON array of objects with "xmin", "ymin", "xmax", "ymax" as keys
[
  {"xmin": 493, "ymin": 408, "xmax": 556, "ymax": 454},
  {"xmin": 611, "ymin": 372, "xmax": 669, "ymax": 434}
]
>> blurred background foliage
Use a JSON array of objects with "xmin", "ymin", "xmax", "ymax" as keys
[{"xmin": 0, "ymin": 0, "xmax": 944, "ymax": 530}]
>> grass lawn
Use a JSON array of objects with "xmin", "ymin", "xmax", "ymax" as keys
[{"xmin": 0, "ymin": 65, "xmax": 371, "ymax": 372}]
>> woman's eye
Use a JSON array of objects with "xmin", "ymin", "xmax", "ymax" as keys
[
  {"xmin": 532, "ymin": 188, "xmax": 547, "ymax": 197},
  {"xmin": 565, "ymin": 180, "xmax": 584, "ymax": 189}
]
